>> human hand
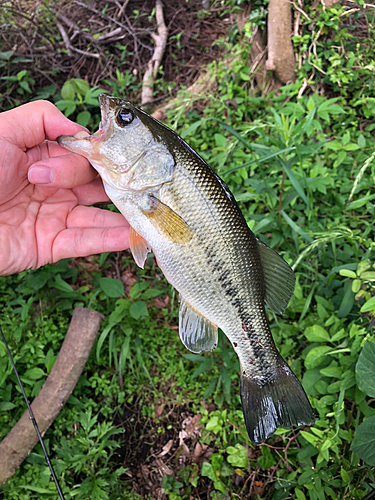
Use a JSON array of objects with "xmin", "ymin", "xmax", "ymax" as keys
[{"xmin": 0, "ymin": 100, "xmax": 130, "ymax": 276}]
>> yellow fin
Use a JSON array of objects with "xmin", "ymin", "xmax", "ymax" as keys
[
  {"xmin": 142, "ymin": 196, "xmax": 193, "ymax": 244},
  {"xmin": 129, "ymin": 227, "xmax": 151, "ymax": 268}
]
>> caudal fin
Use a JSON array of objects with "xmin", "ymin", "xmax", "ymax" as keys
[{"xmin": 240, "ymin": 360, "xmax": 315, "ymax": 444}]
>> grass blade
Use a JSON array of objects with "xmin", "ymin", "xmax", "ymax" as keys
[{"xmin": 280, "ymin": 210, "xmax": 313, "ymax": 243}]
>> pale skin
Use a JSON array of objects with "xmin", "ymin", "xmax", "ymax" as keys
[{"xmin": 0, "ymin": 100, "xmax": 130, "ymax": 276}]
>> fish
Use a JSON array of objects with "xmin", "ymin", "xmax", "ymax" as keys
[{"xmin": 57, "ymin": 94, "xmax": 315, "ymax": 444}]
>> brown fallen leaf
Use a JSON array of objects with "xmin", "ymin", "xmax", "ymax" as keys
[{"xmin": 155, "ymin": 439, "xmax": 174, "ymax": 458}]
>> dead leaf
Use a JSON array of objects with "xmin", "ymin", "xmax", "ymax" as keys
[
  {"xmin": 155, "ymin": 404, "xmax": 165, "ymax": 418},
  {"xmin": 154, "ymin": 458, "xmax": 174, "ymax": 476},
  {"xmin": 155, "ymin": 439, "xmax": 173, "ymax": 458}
]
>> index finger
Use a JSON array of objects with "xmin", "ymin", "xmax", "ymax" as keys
[{"xmin": 0, "ymin": 100, "xmax": 88, "ymax": 150}]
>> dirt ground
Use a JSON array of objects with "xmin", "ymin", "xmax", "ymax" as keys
[{"xmin": 0, "ymin": 0, "xmax": 231, "ymax": 110}]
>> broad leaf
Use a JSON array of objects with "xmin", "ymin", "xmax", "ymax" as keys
[
  {"xmin": 356, "ymin": 341, "xmax": 375, "ymax": 397},
  {"xmin": 352, "ymin": 416, "xmax": 375, "ymax": 465},
  {"xmin": 99, "ymin": 277, "xmax": 124, "ymax": 298}
]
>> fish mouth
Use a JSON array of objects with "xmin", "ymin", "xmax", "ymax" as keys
[{"xmin": 98, "ymin": 93, "xmax": 127, "ymax": 137}]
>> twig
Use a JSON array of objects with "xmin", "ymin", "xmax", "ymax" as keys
[
  {"xmin": 56, "ymin": 19, "xmax": 100, "ymax": 59},
  {"xmin": 74, "ymin": 0, "xmax": 153, "ymax": 51},
  {"xmin": 292, "ymin": 1, "xmax": 311, "ymax": 21},
  {"xmin": 56, "ymin": 20, "xmax": 72, "ymax": 56},
  {"xmin": 97, "ymin": 27, "xmax": 123, "ymax": 41},
  {"xmin": 117, "ymin": 0, "xmax": 130, "ymax": 19},
  {"xmin": 56, "ymin": 12, "xmax": 97, "ymax": 44},
  {"xmin": 297, "ymin": 77, "xmax": 308, "ymax": 98},
  {"xmin": 141, "ymin": 0, "xmax": 169, "ymax": 105}
]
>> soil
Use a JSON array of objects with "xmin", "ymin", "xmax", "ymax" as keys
[{"xmin": 0, "ymin": 0, "xmax": 230, "ymax": 110}]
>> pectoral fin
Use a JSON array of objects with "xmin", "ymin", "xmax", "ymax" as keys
[
  {"xmin": 179, "ymin": 297, "xmax": 218, "ymax": 353},
  {"xmin": 129, "ymin": 227, "xmax": 151, "ymax": 268},
  {"xmin": 142, "ymin": 195, "xmax": 193, "ymax": 245}
]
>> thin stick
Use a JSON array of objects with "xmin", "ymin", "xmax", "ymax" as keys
[
  {"xmin": 0, "ymin": 326, "xmax": 66, "ymax": 500},
  {"xmin": 141, "ymin": 0, "xmax": 169, "ymax": 105}
]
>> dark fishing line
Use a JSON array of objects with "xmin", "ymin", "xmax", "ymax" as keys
[{"xmin": 0, "ymin": 325, "xmax": 66, "ymax": 500}]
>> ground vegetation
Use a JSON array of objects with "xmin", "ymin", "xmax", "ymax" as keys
[{"xmin": 0, "ymin": 1, "xmax": 375, "ymax": 499}]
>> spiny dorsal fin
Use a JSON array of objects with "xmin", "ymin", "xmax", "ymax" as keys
[
  {"xmin": 142, "ymin": 195, "xmax": 193, "ymax": 245},
  {"xmin": 257, "ymin": 239, "xmax": 295, "ymax": 315},
  {"xmin": 179, "ymin": 297, "xmax": 218, "ymax": 353},
  {"xmin": 129, "ymin": 227, "xmax": 151, "ymax": 269}
]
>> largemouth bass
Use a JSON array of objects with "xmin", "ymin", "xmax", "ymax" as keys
[{"xmin": 58, "ymin": 95, "xmax": 315, "ymax": 444}]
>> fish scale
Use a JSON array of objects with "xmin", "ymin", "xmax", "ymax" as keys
[{"xmin": 58, "ymin": 94, "xmax": 315, "ymax": 444}]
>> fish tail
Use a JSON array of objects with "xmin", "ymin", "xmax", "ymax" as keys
[{"xmin": 240, "ymin": 359, "xmax": 315, "ymax": 444}]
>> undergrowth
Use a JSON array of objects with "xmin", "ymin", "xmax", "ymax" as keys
[{"xmin": 1, "ymin": 1, "xmax": 375, "ymax": 499}]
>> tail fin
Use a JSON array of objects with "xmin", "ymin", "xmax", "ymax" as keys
[{"xmin": 240, "ymin": 360, "xmax": 315, "ymax": 444}]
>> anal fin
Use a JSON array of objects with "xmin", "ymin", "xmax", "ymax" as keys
[
  {"xmin": 179, "ymin": 297, "xmax": 218, "ymax": 353},
  {"xmin": 129, "ymin": 227, "xmax": 151, "ymax": 269}
]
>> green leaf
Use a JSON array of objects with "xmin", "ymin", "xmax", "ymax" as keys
[
  {"xmin": 0, "ymin": 402, "xmax": 16, "ymax": 412},
  {"xmin": 347, "ymin": 194, "xmax": 375, "ymax": 210},
  {"xmin": 99, "ymin": 277, "xmax": 124, "ymax": 298},
  {"xmin": 356, "ymin": 341, "xmax": 375, "ymax": 397},
  {"xmin": 360, "ymin": 296, "xmax": 375, "ymax": 313},
  {"xmin": 96, "ymin": 323, "xmax": 113, "ymax": 361},
  {"xmin": 61, "ymin": 80, "xmax": 75, "ymax": 101},
  {"xmin": 280, "ymin": 210, "xmax": 313, "ymax": 243},
  {"xmin": 283, "ymin": 164, "xmax": 309, "ymax": 208},
  {"xmin": 73, "ymin": 78, "xmax": 90, "ymax": 96},
  {"xmin": 305, "ymin": 325, "xmax": 330, "ymax": 343},
  {"xmin": 295, "ymin": 489, "xmax": 306, "ymax": 500},
  {"xmin": 326, "ymin": 140, "xmax": 342, "ymax": 151},
  {"xmin": 337, "ymin": 283, "xmax": 354, "ymax": 318},
  {"xmin": 129, "ymin": 301, "xmax": 148, "ymax": 319},
  {"xmin": 257, "ymin": 445, "xmax": 275, "ymax": 470},
  {"xmin": 52, "ymin": 274, "xmax": 73, "ymax": 293},
  {"xmin": 340, "ymin": 468, "xmax": 350, "ymax": 483},
  {"xmin": 352, "ymin": 416, "xmax": 375, "ymax": 465},
  {"xmin": 344, "ymin": 143, "xmax": 359, "ymax": 151},
  {"xmin": 0, "ymin": 50, "xmax": 14, "ymax": 60},
  {"xmin": 305, "ymin": 346, "xmax": 332, "ymax": 370},
  {"xmin": 339, "ymin": 269, "xmax": 356, "ymax": 278},
  {"xmin": 357, "ymin": 134, "xmax": 366, "ymax": 148},
  {"xmin": 77, "ymin": 111, "xmax": 91, "ymax": 127},
  {"xmin": 192, "ymin": 358, "xmax": 214, "ymax": 379},
  {"xmin": 26, "ymin": 268, "xmax": 51, "ymax": 290},
  {"xmin": 227, "ymin": 444, "xmax": 248, "ymax": 468},
  {"xmin": 201, "ymin": 462, "xmax": 216, "ymax": 482},
  {"xmin": 180, "ymin": 117, "xmax": 214, "ymax": 138},
  {"xmin": 224, "ymin": 147, "xmax": 295, "ymax": 175},
  {"xmin": 334, "ymin": 150, "xmax": 347, "ymax": 168},
  {"xmin": 23, "ymin": 367, "xmax": 45, "ymax": 380},
  {"xmin": 130, "ymin": 281, "xmax": 149, "ymax": 299},
  {"xmin": 300, "ymin": 430, "xmax": 318, "ymax": 446}
]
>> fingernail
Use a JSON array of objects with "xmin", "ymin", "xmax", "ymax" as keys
[{"xmin": 28, "ymin": 166, "xmax": 54, "ymax": 185}]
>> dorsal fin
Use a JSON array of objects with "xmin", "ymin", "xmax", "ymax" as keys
[
  {"xmin": 257, "ymin": 240, "xmax": 295, "ymax": 314},
  {"xmin": 179, "ymin": 297, "xmax": 218, "ymax": 353},
  {"xmin": 129, "ymin": 227, "xmax": 151, "ymax": 268}
]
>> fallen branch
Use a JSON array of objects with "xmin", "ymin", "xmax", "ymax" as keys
[
  {"xmin": 56, "ymin": 12, "xmax": 98, "ymax": 44},
  {"xmin": 56, "ymin": 20, "xmax": 101, "ymax": 59},
  {"xmin": 141, "ymin": 0, "xmax": 169, "ymax": 105},
  {"xmin": 0, "ymin": 307, "xmax": 104, "ymax": 486}
]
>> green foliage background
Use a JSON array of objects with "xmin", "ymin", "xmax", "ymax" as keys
[{"xmin": 0, "ymin": 1, "xmax": 375, "ymax": 499}]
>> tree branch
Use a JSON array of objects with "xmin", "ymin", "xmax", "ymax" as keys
[{"xmin": 141, "ymin": 0, "xmax": 169, "ymax": 105}]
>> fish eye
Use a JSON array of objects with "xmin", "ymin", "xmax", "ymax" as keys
[{"xmin": 116, "ymin": 108, "xmax": 135, "ymax": 127}]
